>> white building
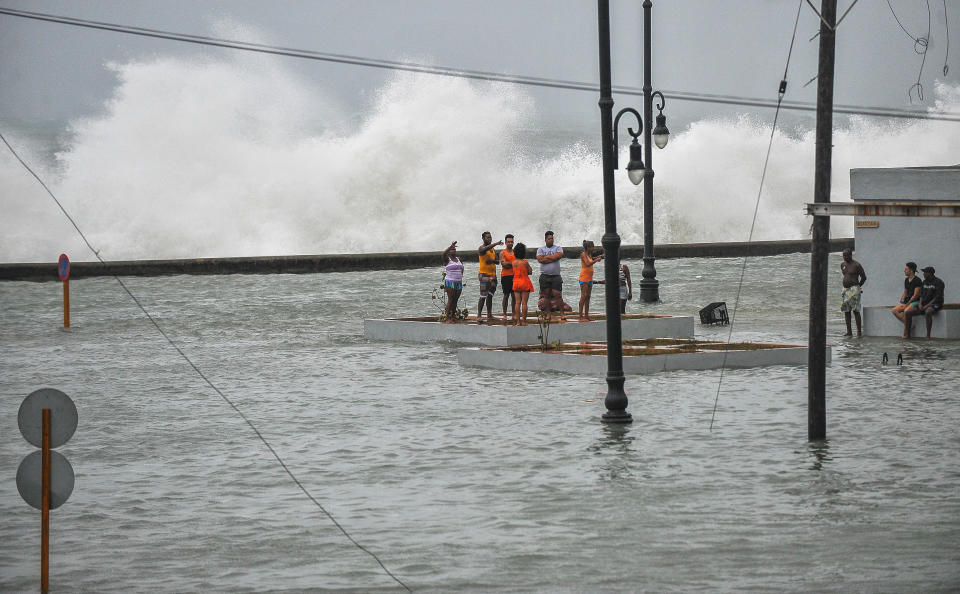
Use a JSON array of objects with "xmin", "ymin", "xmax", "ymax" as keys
[{"xmin": 847, "ymin": 166, "xmax": 959, "ymax": 338}]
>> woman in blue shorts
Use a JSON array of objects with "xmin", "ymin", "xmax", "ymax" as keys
[{"xmin": 442, "ymin": 241, "xmax": 464, "ymax": 323}]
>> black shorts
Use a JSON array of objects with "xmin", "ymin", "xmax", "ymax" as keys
[
  {"xmin": 923, "ymin": 303, "xmax": 943, "ymax": 313},
  {"xmin": 539, "ymin": 274, "xmax": 563, "ymax": 292},
  {"xmin": 501, "ymin": 275, "xmax": 514, "ymax": 295}
]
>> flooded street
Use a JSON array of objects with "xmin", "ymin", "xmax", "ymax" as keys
[{"xmin": 2, "ymin": 253, "xmax": 959, "ymax": 591}]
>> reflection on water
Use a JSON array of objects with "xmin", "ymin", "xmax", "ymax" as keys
[
  {"xmin": 588, "ymin": 423, "xmax": 636, "ymax": 481},
  {"xmin": 807, "ymin": 439, "xmax": 832, "ymax": 471}
]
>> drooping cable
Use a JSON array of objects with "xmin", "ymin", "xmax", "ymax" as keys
[
  {"xmin": 709, "ymin": 0, "xmax": 802, "ymax": 431},
  {"xmin": 0, "ymin": 129, "xmax": 412, "ymax": 593},
  {"xmin": 942, "ymin": 0, "xmax": 950, "ymax": 76},
  {"xmin": 1, "ymin": 6, "xmax": 959, "ymax": 122},
  {"xmin": 885, "ymin": 0, "xmax": 932, "ymax": 102}
]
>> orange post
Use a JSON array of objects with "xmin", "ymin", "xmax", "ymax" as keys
[
  {"xmin": 41, "ymin": 408, "xmax": 50, "ymax": 593},
  {"xmin": 63, "ymin": 280, "xmax": 70, "ymax": 328}
]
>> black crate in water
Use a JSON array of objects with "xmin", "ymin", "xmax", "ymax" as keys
[{"xmin": 699, "ymin": 301, "xmax": 729, "ymax": 325}]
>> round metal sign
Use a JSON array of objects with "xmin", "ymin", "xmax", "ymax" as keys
[
  {"xmin": 16, "ymin": 450, "xmax": 75, "ymax": 510},
  {"xmin": 58, "ymin": 253, "xmax": 70, "ymax": 281},
  {"xmin": 18, "ymin": 388, "xmax": 78, "ymax": 449}
]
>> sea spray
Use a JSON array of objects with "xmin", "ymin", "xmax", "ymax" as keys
[{"xmin": 2, "ymin": 49, "xmax": 959, "ymax": 262}]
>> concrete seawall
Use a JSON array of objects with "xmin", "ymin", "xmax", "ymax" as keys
[{"xmin": 0, "ymin": 238, "xmax": 854, "ymax": 282}]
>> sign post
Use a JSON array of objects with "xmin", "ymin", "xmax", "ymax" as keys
[
  {"xmin": 17, "ymin": 388, "xmax": 77, "ymax": 594},
  {"xmin": 58, "ymin": 254, "xmax": 70, "ymax": 328},
  {"xmin": 42, "ymin": 409, "xmax": 50, "ymax": 593}
]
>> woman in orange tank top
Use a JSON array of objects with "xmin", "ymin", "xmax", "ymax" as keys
[
  {"xmin": 510, "ymin": 242, "xmax": 535, "ymax": 326},
  {"xmin": 578, "ymin": 240, "xmax": 605, "ymax": 321}
]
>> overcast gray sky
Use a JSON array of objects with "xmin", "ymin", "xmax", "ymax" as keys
[{"xmin": 1, "ymin": 0, "xmax": 957, "ymax": 132}]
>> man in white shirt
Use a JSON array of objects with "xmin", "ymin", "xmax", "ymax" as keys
[{"xmin": 536, "ymin": 230, "xmax": 566, "ymax": 322}]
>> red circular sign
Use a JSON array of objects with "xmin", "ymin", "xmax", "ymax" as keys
[{"xmin": 57, "ymin": 253, "xmax": 70, "ymax": 281}]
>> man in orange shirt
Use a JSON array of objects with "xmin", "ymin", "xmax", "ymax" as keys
[{"xmin": 499, "ymin": 234, "xmax": 516, "ymax": 321}]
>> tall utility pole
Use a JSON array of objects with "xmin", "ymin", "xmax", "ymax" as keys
[{"xmin": 808, "ymin": 0, "xmax": 836, "ymax": 441}]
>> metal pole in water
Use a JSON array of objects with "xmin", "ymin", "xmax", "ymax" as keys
[
  {"xmin": 41, "ymin": 408, "xmax": 50, "ymax": 593},
  {"xmin": 597, "ymin": 0, "xmax": 631, "ymax": 423},
  {"xmin": 808, "ymin": 0, "xmax": 836, "ymax": 441},
  {"xmin": 63, "ymin": 280, "xmax": 70, "ymax": 328},
  {"xmin": 639, "ymin": 0, "xmax": 659, "ymax": 303}
]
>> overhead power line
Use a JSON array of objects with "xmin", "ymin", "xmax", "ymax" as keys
[{"xmin": 2, "ymin": 6, "xmax": 960, "ymax": 122}]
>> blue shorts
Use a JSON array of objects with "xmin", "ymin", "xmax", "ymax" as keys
[
  {"xmin": 579, "ymin": 281, "xmax": 594, "ymax": 286},
  {"xmin": 444, "ymin": 280, "xmax": 462, "ymax": 290}
]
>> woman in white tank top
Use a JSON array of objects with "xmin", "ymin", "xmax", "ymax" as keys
[{"xmin": 442, "ymin": 241, "xmax": 464, "ymax": 323}]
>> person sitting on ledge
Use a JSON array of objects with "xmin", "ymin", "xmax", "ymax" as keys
[
  {"xmin": 905, "ymin": 266, "xmax": 945, "ymax": 340},
  {"xmin": 892, "ymin": 261, "xmax": 923, "ymax": 338},
  {"xmin": 537, "ymin": 292, "xmax": 573, "ymax": 314}
]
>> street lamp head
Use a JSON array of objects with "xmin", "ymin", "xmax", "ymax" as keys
[
  {"xmin": 653, "ymin": 112, "xmax": 670, "ymax": 149},
  {"xmin": 626, "ymin": 138, "xmax": 645, "ymax": 185},
  {"xmin": 651, "ymin": 90, "xmax": 669, "ymax": 149}
]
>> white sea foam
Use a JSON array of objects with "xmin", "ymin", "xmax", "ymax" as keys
[{"xmin": 2, "ymin": 47, "xmax": 959, "ymax": 262}]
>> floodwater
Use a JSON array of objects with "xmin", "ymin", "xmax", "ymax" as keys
[{"xmin": 1, "ymin": 253, "xmax": 958, "ymax": 592}]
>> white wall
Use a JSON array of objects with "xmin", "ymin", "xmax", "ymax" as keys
[{"xmin": 850, "ymin": 167, "xmax": 960, "ymax": 309}]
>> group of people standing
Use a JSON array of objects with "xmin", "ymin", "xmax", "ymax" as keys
[
  {"xmin": 441, "ymin": 231, "xmax": 633, "ymax": 325},
  {"xmin": 840, "ymin": 248, "xmax": 946, "ymax": 340}
]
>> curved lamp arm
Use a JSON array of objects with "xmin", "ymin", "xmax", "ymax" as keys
[
  {"xmin": 652, "ymin": 90, "xmax": 666, "ymax": 114},
  {"xmin": 612, "ymin": 107, "xmax": 643, "ymax": 170}
]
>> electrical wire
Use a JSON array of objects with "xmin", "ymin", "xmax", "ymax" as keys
[
  {"xmin": 709, "ymin": 0, "xmax": 803, "ymax": 431},
  {"xmin": 885, "ymin": 0, "xmax": 932, "ymax": 102},
  {"xmin": 0, "ymin": 130, "xmax": 412, "ymax": 593},
  {"xmin": 2, "ymin": 6, "xmax": 960, "ymax": 122},
  {"xmin": 942, "ymin": 0, "xmax": 950, "ymax": 76},
  {"xmin": 915, "ymin": 0, "xmax": 932, "ymax": 102}
]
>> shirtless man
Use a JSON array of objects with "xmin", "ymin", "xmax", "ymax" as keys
[
  {"xmin": 477, "ymin": 231, "xmax": 502, "ymax": 323},
  {"xmin": 839, "ymin": 248, "xmax": 867, "ymax": 336}
]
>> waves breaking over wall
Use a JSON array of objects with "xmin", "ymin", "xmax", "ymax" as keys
[{"xmin": 3, "ymin": 47, "xmax": 959, "ymax": 262}]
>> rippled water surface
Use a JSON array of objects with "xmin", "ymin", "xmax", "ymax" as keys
[{"xmin": 2, "ymin": 253, "xmax": 959, "ymax": 592}]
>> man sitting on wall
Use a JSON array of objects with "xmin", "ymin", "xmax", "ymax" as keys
[
  {"xmin": 905, "ymin": 266, "xmax": 945, "ymax": 340},
  {"xmin": 892, "ymin": 261, "xmax": 923, "ymax": 339}
]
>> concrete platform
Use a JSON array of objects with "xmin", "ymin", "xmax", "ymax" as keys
[
  {"xmin": 457, "ymin": 339, "xmax": 828, "ymax": 375},
  {"xmin": 363, "ymin": 315, "xmax": 695, "ymax": 346},
  {"xmin": 863, "ymin": 305, "xmax": 960, "ymax": 339}
]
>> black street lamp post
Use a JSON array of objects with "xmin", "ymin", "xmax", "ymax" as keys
[
  {"xmin": 639, "ymin": 0, "xmax": 669, "ymax": 303},
  {"xmin": 597, "ymin": 0, "xmax": 669, "ymax": 423}
]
